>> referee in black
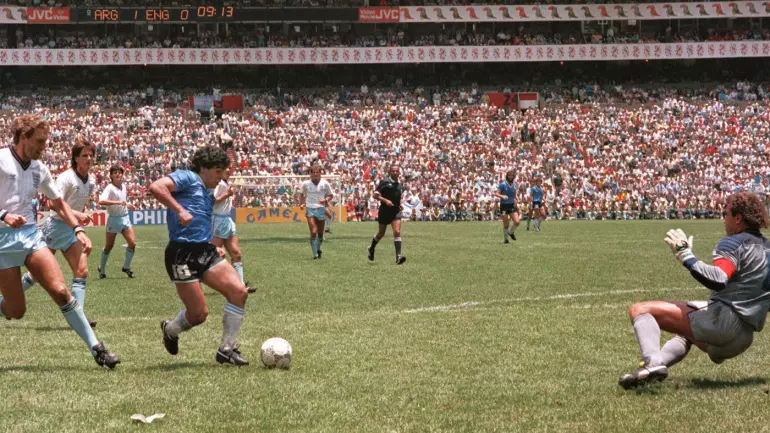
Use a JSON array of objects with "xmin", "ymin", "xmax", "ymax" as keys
[{"xmin": 367, "ymin": 164, "xmax": 407, "ymax": 265}]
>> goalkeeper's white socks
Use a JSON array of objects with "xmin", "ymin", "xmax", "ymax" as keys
[{"xmin": 633, "ymin": 313, "xmax": 663, "ymax": 367}]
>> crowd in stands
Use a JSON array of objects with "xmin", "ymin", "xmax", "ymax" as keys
[
  {"xmin": 1, "ymin": 80, "xmax": 768, "ymax": 222},
  {"xmin": 2, "ymin": 24, "xmax": 766, "ymax": 50}
]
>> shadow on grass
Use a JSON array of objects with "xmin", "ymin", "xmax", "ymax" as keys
[
  {"xmin": 687, "ymin": 377, "xmax": 766, "ymax": 389},
  {"xmin": 144, "ymin": 361, "xmax": 210, "ymax": 372}
]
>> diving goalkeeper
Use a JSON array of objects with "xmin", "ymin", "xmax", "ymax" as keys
[{"xmin": 619, "ymin": 191, "xmax": 770, "ymax": 389}]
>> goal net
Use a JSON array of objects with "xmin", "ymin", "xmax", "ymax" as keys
[{"xmin": 230, "ymin": 175, "xmax": 346, "ymax": 222}]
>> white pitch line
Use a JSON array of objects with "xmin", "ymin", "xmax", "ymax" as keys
[{"xmin": 403, "ymin": 287, "xmax": 696, "ymax": 313}]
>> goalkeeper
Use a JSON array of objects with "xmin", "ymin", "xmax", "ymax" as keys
[{"xmin": 619, "ymin": 191, "xmax": 770, "ymax": 389}]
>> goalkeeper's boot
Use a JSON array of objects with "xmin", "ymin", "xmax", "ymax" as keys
[
  {"xmin": 396, "ymin": 255, "xmax": 406, "ymax": 265},
  {"xmin": 618, "ymin": 362, "xmax": 668, "ymax": 389},
  {"xmin": 160, "ymin": 320, "xmax": 179, "ymax": 355},
  {"xmin": 216, "ymin": 345, "xmax": 249, "ymax": 366},
  {"xmin": 367, "ymin": 246, "xmax": 375, "ymax": 263},
  {"xmin": 92, "ymin": 342, "xmax": 120, "ymax": 369}
]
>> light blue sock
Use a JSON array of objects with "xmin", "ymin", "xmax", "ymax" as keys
[
  {"xmin": 233, "ymin": 262, "xmax": 244, "ymax": 283},
  {"xmin": 60, "ymin": 298, "xmax": 99, "ymax": 351},
  {"xmin": 311, "ymin": 238, "xmax": 319, "ymax": 257},
  {"xmin": 22, "ymin": 272, "xmax": 36, "ymax": 292},
  {"xmin": 100, "ymin": 250, "xmax": 110, "ymax": 271},
  {"xmin": 123, "ymin": 248, "xmax": 135, "ymax": 270},
  {"xmin": 221, "ymin": 302, "xmax": 245, "ymax": 349},
  {"xmin": 319, "ymin": 236, "xmax": 324, "ymax": 248},
  {"xmin": 71, "ymin": 278, "xmax": 86, "ymax": 308}
]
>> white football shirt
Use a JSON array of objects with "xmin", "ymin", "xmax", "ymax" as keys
[
  {"xmin": 213, "ymin": 180, "xmax": 233, "ymax": 216},
  {"xmin": 99, "ymin": 183, "xmax": 128, "ymax": 216},
  {"xmin": 51, "ymin": 169, "xmax": 96, "ymax": 221},
  {"xmin": 301, "ymin": 179, "xmax": 333, "ymax": 209},
  {"xmin": 0, "ymin": 147, "xmax": 61, "ymax": 228}
]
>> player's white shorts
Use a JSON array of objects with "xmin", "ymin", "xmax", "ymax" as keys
[
  {"xmin": 107, "ymin": 215, "xmax": 132, "ymax": 234},
  {"xmin": 306, "ymin": 207, "xmax": 326, "ymax": 222},
  {"xmin": 42, "ymin": 217, "xmax": 78, "ymax": 252},
  {"xmin": 212, "ymin": 214, "xmax": 236, "ymax": 239},
  {"xmin": 688, "ymin": 300, "xmax": 754, "ymax": 364},
  {"xmin": 0, "ymin": 224, "xmax": 48, "ymax": 270}
]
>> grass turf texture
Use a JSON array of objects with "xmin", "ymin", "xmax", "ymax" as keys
[{"xmin": 1, "ymin": 220, "xmax": 769, "ymax": 432}]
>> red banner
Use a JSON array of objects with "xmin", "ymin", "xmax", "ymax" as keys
[
  {"xmin": 358, "ymin": 7, "xmax": 400, "ymax": 22},
  {"xmin": 27, "ymin": 7, "xmax": 70, "ymax": 23},
  {"xmin": 487, "ymin": 93, "xmax": 517, "ymax": 108}
]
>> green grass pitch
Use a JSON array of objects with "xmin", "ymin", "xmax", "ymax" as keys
[{"xmin": 1, "ymin": 220, "xmax": 769, "ymax": 433}]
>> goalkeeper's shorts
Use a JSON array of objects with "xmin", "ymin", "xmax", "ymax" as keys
[{"xmin": 688, "ymin": 300, "xmax": 754, "ymax": 364}]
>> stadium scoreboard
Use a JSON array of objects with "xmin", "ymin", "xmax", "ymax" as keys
[
  {"xmin": 73, "ymin": 7, "xmax": 357, "ymax": 22},
  {"xmin": 76, "ymin": 7, "xmax": 237, "ymax": 22}
]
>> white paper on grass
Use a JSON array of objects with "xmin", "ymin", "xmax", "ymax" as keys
[{"xmin": 130, "ymin": 413, "xmax": 166, "ymax": 424}]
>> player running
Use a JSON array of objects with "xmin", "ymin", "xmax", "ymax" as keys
[
  {"xmin": 212, "ymin": 165, "xmax": 255, "ymax": 293},
  {"xmin": 97, "ymin": 165, "xmax": 137, "ymax": 279},
  {"xmin": 527, "ymin": 177, "xmax": 545, "ymax": 232},
  {"xmin": 367, "ymin": 164, "xmax": 406, "ymax": 265},
  {"xmin": 300, "ymin": 165, "xmax": 334, "ymax": 260},
  {"xmin": 618, "ymin": 191, "xmax": 770, "ymax": 389},
  {"xmin": 21, "ymin": 138, "xmax": 98, "ymax": 327},
  {"xmin": 0, "ymin": 115, "xmax": 119, "ymax": 368},
  {"xmin": 494, "ymin": 170, "xmax": 520, "ymax": 243},
  {"xmin": 149, "ymin": 146, "xmax": 250, "ymax": 366}
]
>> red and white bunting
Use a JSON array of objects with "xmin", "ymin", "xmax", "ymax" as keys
[{"xmin": 0, "ymin": 43, "xmax": 768, "ymax": 66}]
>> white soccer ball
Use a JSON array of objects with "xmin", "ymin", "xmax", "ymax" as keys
[{"xmin": 260, "ymin": 337, "xmax": 292, "ymax": 369}]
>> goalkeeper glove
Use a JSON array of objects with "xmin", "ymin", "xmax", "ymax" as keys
[{"xmin": 664, "ymin": 229, "xmax": 695, "ymax": 264}]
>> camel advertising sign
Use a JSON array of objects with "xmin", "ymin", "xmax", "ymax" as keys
[{"xmin": 398, "ymin": 2, "xmax": 770, "ymax": 22}]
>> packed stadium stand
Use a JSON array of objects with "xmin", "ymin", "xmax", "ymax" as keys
[{"xmin": 1, "ymin": 1, "xmax": 769, "ymax": 222}]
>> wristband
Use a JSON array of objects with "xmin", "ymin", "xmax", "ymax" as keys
[
  {"xmin": 74, "ymin": 226, "xmax": 85, "ymax": 235},
  {"xmin": 0, "ymin": 210, "xmax": 7, "ymax": 222}
]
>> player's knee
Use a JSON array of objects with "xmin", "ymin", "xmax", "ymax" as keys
[{"xmin": 628, "ymin": 302, "xmax": 651, "ymax": 319}]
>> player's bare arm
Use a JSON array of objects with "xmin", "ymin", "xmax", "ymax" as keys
[{"xmin": 149, "ymin": 177, "xmax": 193, "ymax": 226}]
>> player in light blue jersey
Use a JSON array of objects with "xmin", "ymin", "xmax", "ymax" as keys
[
  {"xmin": 494, "ymin": 170, "xmax": 520, "ymax": 244},
  {"xmin": 619, "ymin": 192, "xmax": 770, "ymax": 389},
  {"xmin": 527, "ymin": 177, "xmax": 545, "ymax": 232},
  {"xmin": 149, "ymin": 146, "xmax": 250, "ymax": 366}
]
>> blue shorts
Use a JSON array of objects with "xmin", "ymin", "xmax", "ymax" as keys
[
  {"xmin": 212, "ymin": 214, "xmax": 237, "ymax": 240},
  {"xmin": 107, "ymin": 215, "xmax": 132, "ymax": 234},
  {"xmin": 0, "ymin": 224, "xmax": 48, "ymax": 270},
  {"xmin": 306, "ymin": 207, "xmax": 327, "ymax": 222},
  {"xmin": 42, "ymin": 218, "xmax": 78, "ymax": 252}
]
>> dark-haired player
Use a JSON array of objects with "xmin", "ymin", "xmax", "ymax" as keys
[
  {"xmin": 97, "ymin": 165, "xmax": 137, "ymax": 279},
  {"xmin": 494, "ymin": 170, "xmax": 520, "ymax": 243},
  {"xmin": 367, "ymin": 164, "xmax": 406, "ymax": 265},
  {"xmin": 21, "ymin": 138, "xmax": 98, "ymax": 327},
  {"xmin": 619, "ymin": 191, "xmax": 770, "ymax": 389},
  {"xmin": 149, "ymin": 146, "xmax": 250, "ymax": 366}
]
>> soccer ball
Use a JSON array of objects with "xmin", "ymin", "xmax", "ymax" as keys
[{"xmin": 260, "ymin": 338, "xmax": 292, "ymax": 369}]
